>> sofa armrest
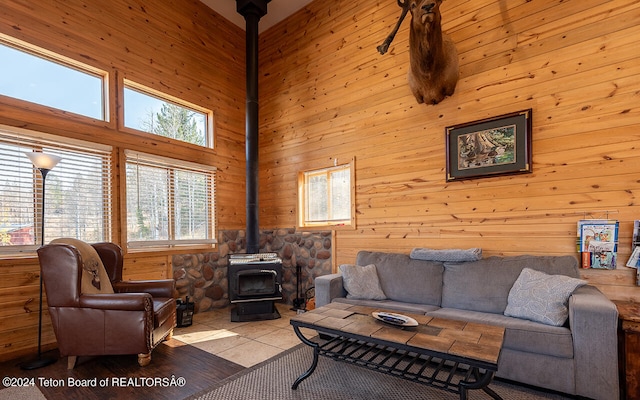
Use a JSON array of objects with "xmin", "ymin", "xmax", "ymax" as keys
[
  {"xmin": 569, "ymin": 285, "xmax": 619, "ymax": 400},
  {"xmin": 315, "ymin": 273, "xmax": 346, "ymax": 307}
]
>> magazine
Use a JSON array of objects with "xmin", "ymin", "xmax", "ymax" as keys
[
  {"xmin": 626, "ymin": 246, "xmax": 640, "ymax": 268},
  {"xmin": 626, "ymin": 220, "xmax": 640, "ymax": 268},
  {"xmin": 577, "ymin": 219, "xmax": 619, "ymax": 269}
]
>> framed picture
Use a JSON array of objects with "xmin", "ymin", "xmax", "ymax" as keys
[{"xmin": 446, "ymin": 109, "xmax": 532, "ymax": 182}]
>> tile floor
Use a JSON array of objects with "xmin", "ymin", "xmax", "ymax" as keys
[{"xmin": 171, "ymin": 303, "xmax": 315, "ymax": 368}]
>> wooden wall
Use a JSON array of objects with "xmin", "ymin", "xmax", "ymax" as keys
[
  {"xmin": 1, "ymin": 0, "xmax": 639, "ymax": 363},
  {"xmin": 0, "ymin": 0, "xmax": 246, "ymax": 361},
  {"xmin": 258, "ymin": 0, "xmax": 640, "ymax": 301}
]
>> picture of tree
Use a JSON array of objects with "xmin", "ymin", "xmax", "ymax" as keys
[{"xmin": 457, "ymin": 124, "xmax": 516, "ymax": 170}]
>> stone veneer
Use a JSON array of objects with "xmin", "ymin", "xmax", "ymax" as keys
[{"xmin": 172, "ymin": 228, "xmax": 332, "ymax": 313}]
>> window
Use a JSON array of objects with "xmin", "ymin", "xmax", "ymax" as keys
[
  {"xmin": 0, "ymin": 34, "xmax": 107, "ymax": 120},
  {"xmin": 125, "ymin": 151, "xmax": 216, "ymax": 249},
  {"xmin": 298, "ymin": 160, "xmax": 355, "ymax": 228},
  {"xmin": 123, "ymin": 80, "xmax": 213, "ymax": 148},
  {"xmin": 0, "ymin": 126, "xmax": 112, "ymax": 252}
]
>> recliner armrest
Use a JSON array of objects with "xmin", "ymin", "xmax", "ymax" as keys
[
  {"xmin": 113, "ymin": 279, "xmax": 175, "ymax": 298},
  {"xmin": 79, "ymin": 292, "xmax": 153, "ymax": 311},
  {"xmin": 315, "ymin": 273, "xmax": 346, "ymax": 307}
]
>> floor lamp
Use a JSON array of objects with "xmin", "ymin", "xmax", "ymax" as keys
[{"xmin": 20, "ymin": 152, "xmax": 61, "ymax": 370}]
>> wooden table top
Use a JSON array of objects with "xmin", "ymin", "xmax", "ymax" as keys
[
  {"xmin": 613, "ymin": 300, "xmax": 640, "ymax": 322},
  {"xmin": 291, "ymin": 303, "xmax": 504, "ymax": 365}
]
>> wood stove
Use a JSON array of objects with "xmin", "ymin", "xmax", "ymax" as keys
[{"xmin": 228, "ymin": 253, "xmax": 282, "ymax": 322}]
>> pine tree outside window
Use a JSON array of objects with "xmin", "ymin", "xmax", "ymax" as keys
[{"xmin": 123, "ymin": 80, "xmax": 213, "ymax": 148}]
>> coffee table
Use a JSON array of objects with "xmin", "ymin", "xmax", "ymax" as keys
[{"xmin": 290, "ymin": 303, "xmax": 504, "ymax": 400}]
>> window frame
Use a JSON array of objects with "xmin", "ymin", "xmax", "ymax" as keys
[
  {"xmin": 0, "ymin": 33, "xmax": 109, "ymax": 122},
  {"xmin": 0, "ymin": 125, "xmax": 113, "ymax": 255},
  {"xmin": 124, "ymin": 150, "xmax": 217, "ymax": 251},
  {"xmin": 121, "ymin": 79, "xmax": 215, "ymax": 149},
  {"xmin": 297, "ymin": 158, "xmax": 356, "ymax": 229}
]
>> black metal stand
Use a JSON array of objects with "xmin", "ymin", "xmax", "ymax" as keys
[
  {"xmin": 291, "ymin": 325, "xmax": 320, "ymax": 389},
  {"xmin": 20, "ymin": 167, "xmax": 57, "ymax": 370},
  {"xmin": 290, "ymin": 326, "xmax": 502, "ymax": 400},
  {"xmin": 20, "ymin": 271, "xmax": 57, "ymax": 370},
  {"xmin": 291, "ymin": 263, "xmax": 305, "ymax": 311},
  {"xmin": 231, "ymin": 301, "xmax": 280, "ymax": 322}
]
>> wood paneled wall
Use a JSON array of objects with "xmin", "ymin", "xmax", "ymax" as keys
[
  {"xmin": 0, "ymin": 0, "xmax": 246, "ymax": 361},
  {"xmin": 258, "ymin": 0, "xmax": 640, "ymax": 301},
  {"xmin": 1, "ymin": 0, "xmax": 639, "ymax": 362}
]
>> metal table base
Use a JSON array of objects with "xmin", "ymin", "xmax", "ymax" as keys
[{"xmin": 291, "ymin": 326, "xmax": 502, "ymax": 400}]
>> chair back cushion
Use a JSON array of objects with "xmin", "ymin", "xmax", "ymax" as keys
[{"xmin": 50, "ymin": 238, "xmax": 114, "ymax": 294}]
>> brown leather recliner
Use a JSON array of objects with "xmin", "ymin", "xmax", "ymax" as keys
[{"xmin": 37, "ymin": 241, "xmax": 177, "ymax": 369}]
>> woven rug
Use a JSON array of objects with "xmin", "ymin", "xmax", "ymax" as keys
[
  {"xmin": 0, "ymin": 386, "xmax": 47, "ymax": 400},
  {"xmin": 191, "ymin": 344, "xmax": 573, "ymax": 400}
]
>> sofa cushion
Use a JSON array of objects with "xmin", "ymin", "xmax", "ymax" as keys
[
  {"xmin": 339, "ymin": 264, "xmax": 387, "ymax": 300},
  {"xmin": 50, "ymin": 238, "xmax": 114, "ymax": 295},
  {"xmin": 504, "ymin": 268, "xmax": 587, "ymax": 326},
  {"xmin": 356, "ymin": 251, "xmax": 443, "ymax": 306},
  {"xmin": 441, "ymin": 255, "xmax": 580, "ymax": 314},
  {"xmin": 428, "ymin": 308, "xmax": 574, "ymax": 358}
]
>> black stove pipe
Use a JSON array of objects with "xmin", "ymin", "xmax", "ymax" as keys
[{"xmin": 237, "ymin": 0, "xmax": 269, "ymax": 254}]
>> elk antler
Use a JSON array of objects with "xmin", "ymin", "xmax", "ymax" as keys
[{"xmin": 377, "ymin": 0, "xmax": 410, "ymax": 55}]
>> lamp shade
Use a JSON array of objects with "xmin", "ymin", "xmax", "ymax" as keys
[{"xmin": 25, "ymin": 152, "xmax": 62, "ymax": 170}]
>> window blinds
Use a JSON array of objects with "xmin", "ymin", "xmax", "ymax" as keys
[
  {"xmin": 124, "ymin": 150, "xmax": 216, "ymax": 248},
  {"xmin": 0, "ymin": 125, "xmax": 112, "ymax": 252}
]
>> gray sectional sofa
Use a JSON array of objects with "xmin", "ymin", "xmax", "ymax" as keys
[{"xmin": 315, "ymin": 250, "xmax": 619, "ymax": 400}]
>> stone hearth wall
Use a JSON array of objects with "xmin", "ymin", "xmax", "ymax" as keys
[{"xmin": 172, "ymin": 228, "xmax": 332, "ymax": 313}]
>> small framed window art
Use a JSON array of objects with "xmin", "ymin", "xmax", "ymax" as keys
[{"xmin": 446, "ymin": 109, "xmax": 532, "ymax": 182}]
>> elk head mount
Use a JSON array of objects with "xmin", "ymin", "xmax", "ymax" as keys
[{"xmin": 378, "ymin": 0, "xmax": 459, "ymax": 105}]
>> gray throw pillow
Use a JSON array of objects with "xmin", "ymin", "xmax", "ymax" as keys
[
  {"xmin": 504, "ymin": 268, "xmax": 586, "ymax": 326},
  {"xmin": 339, "ymin": 263, "xmax": 387, "ymax": 300}
]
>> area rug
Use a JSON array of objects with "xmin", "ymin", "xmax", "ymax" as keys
[
  {"xmin": 0, "ymin": 386, "xmax": 47, "ymax": 400},
  {"xmin": 190, "ymin": 344, "xmax": 573, "ymax": 400}
]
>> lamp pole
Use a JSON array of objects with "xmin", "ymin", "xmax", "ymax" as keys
[{"xmin": 20, "ymin": 152, "xmax": 61, "ymax": 370}]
